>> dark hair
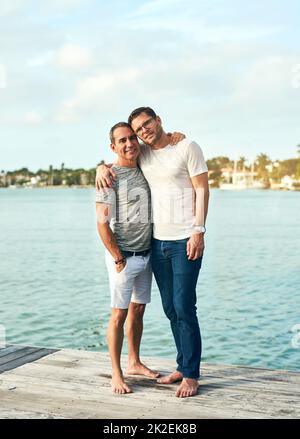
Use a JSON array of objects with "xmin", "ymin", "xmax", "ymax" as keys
[
  {"xmin": 128, "ymin": 107, "xmax": 157, "ymax": 126},
  {"xmin": 109, "ymin": 122, "xmax": 132, "ymax": 143}
]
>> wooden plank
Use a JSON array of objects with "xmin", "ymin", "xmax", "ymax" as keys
[
  {"xmin": 1, "ymin": 359, "xmax": 299, "ymax": 419},
  {"xmin": 0, "ymin": 347, "xmax": 59, "ymax": 374},
  {"xmin": 1, "ymin": 368, "xmax": 296, "ymax": 406},
  {"xmin": 0, "ymin": 382, "xmax": 276, "ymax": 419},
  {"xmin": 0, "ymin": 347, "xmax": 299, "ymax": 419},
  {"xmin": 40, "ymin": 348, "xmax": 300, "ymax": 384},
  {"xmin": 0, "ymin": 379, "xmax": 290, "ymax": 419},
  {"xmin": 2, "ymin": 367, "xmax": 298, "ymax": 415},
  {"xmin": 0, "ymin": 408, "xmax": 66, "ymax": 419},
  {"xmin": 0, "ymin": 345, "xmax": 17, "ymax": 357},
  {"xmin": 31, "ymin": 349, "xmax": 300, "ymax": 391},
  {"xmin": 6, "ymin": 359, "xmax": 299, "ymax": 399},
  {"xmin": 0, "ymin": 347, "xmax": 41, "ymax": 366},
  {"xmin": 0, "ymin": 345, "xmax": 28, "ymax": 359}
]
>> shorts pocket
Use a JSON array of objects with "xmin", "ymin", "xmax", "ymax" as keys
[{"xmin": 116, "ymin": 259, "xmax": 128, "ymax": 275}]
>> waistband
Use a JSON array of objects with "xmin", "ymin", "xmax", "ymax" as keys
[{"xmin": 121, "ymin": 249, "xmax": 150, "ymax": 257}]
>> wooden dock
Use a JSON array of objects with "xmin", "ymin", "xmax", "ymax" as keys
[{"xmin": 0, "ymin": 344, "xmax": 299, "ymax": 419}]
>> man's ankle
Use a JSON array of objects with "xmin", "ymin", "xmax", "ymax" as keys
[
  {"xmin": 112, "ymin": 368, "xmax": 123, "ymax": 377},
  {"xmin": 127, "ymin": 358, "xmax": 141, "ymax": 367}
]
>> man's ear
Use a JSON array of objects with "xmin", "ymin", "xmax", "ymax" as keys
[{"xmin": 110, "ymin": 143, "xmax": 116, "ymax": 153}]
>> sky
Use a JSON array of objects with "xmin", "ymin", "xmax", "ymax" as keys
[{"xmin": 1, "ymin": 0, "xmax": 300, "ymax": 171}]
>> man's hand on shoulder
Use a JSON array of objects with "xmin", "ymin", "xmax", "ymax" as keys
[
  {"xmin": 95, "ymin": 163, "xmax": 116, "ymax": 189},
  {"xmin": 167, "ymin": 132, "xmax": 186, "ymax": 145},
  {"xmin": 187, "ymin": 233, "xmax": 205, "ymax": 260}
]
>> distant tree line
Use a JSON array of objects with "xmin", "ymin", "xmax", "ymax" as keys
[
  {"xmin": 1, "ymin": 147, "xmax": 300, "ymax": 188},
  {"xmin": 0, "ymin": 162, "xmax": 105, "ymax": 187},
  {"xmin": 206, "ymin": 147, "xmax": 300, "ymax": 187}
]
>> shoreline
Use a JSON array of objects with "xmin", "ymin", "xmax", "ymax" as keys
[{"xmin": 1, "ymin": 185, "xmax": 300, "ymax": 191}]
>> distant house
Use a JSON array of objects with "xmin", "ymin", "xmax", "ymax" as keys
[
  {"xmin": 28, "ymin": 176, "xmax": 41, "ymax": 187},
  {"xmin": 0, "ymin": 171, "xmax": 7, "ymax": 187},
  {"xmin": 219, "ymin": 163, "xmax": 265, "ymax": 190},
  {"xmin": 280, "ymin": 175, "xmax": 298, "ymax": 190}
]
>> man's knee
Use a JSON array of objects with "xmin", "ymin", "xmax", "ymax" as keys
[
  {"xmin": 110, "ymin": 308, "xmax": 128, "ymax": 328},
  {"xmin": 174, "ymin": 300, "xmax": 198, "ymax": 323},
  {"xmin": 162, "ymin": 302, "xmax": 177, "ymax": 322},
  {"xmin": 130, "ymin": 302, "xmax": 145, "ymax": 319}
]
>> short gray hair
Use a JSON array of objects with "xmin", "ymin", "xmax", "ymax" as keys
[{"xmin": 109, "ymin": 122, "xmax": 132, "ymax": 143}]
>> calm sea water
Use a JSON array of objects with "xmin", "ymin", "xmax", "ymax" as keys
[{"xmin": 0, "ymin": 188, "xmax": 299, "ymax": 371}]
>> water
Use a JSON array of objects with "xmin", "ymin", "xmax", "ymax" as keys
[{"xmin": 0, "ymin": 188, "xmax": 299, "ymax": 371}]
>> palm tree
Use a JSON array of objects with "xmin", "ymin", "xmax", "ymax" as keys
[
  {"xmin": 237, "ymin": 156, "xmax": 247, "ymax": 172},
  {"xmin": 48, "ymin": 165, "xmax": 53, "ymax": 186},
  {"xmin": 255, "ymin": 153, "xmax": 271, "ymax": 187}
]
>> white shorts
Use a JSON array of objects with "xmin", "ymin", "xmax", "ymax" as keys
[{"xmin": 105, "ymin": 251, "xmax": 152, "ymax": 309}]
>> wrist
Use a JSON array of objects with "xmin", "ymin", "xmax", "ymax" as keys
[{"xmin": 192, "ymin": 225, "xmax": 206, "ymax": 234}]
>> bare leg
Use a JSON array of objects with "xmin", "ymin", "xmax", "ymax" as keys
[
  {"xmin": 175, "ymin": 378, "xmax": 199, "ymax": 398},
  {"xmin": 107, "ymin": 308, "xmax": 132, "ymax": 394},
  {"xmin": 125, "ymin": 302, "xmax": 160, "ymax": 378}
]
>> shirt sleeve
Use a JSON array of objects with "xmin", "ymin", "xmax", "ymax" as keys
[
  {"xmin": 95, "ymin": 187, "xmax": 116, "ymax": 205},
  {"xmin": 186, "ymin": 141, "xmax": 208, "ymax": 177}
]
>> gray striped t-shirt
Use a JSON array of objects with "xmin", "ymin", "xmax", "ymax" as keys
[{"xmin": 95, "ymin": 165, "xmax": 152, "ymax": 252}]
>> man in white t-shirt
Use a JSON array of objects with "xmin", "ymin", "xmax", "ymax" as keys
[{"xmin": 96, "ymin": 107, "xmax": 209, "ymax": 398}]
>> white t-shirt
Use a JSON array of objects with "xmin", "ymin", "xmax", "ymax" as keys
[{"xmin": 138, "ymin": 138, "xmax": 208, "ymax": 240}]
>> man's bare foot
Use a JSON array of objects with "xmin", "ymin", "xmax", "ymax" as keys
[
  {"xmin": 175, "ymin": 378, "xmax": 199, "ymax": 398},
  {"xmin": 157, "ymin": 371, "xmax": 183, "ymax": 384},
  {"xmin": 111, "ymin": 373, "xmax": 132, "ymax": 394},
  {"xmin": 126, "ymin": 362, "xmax": 160, "ymax": 378}
]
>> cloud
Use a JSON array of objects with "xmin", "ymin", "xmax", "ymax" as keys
[
  {"xmin": 56, "ymin": 68, "xmax": 140, "ymax": 122},
  {"xmin": 24, "ymin": 111, "xmax": 43, "ymax": 125},
  {"xmin": 55, "ymin": 44, "xmax": 93, "ymax": 70},
  {"xmin": 1, "ymin": 0, "xmax": 300, "ymax": 168},
  {"xmin": 26, "ymin": 44, "xmax": 93, "ymax": 71},
  {"xmin": 0, "ymin": 110, "xmax": 43, "ymax": 125},
  {"xmin": 233, "ymin": 55, "xmax": 300, "ymax": 105},
  {"xmin": 0, "ymin": 0, "xmax": 25, "ymax": 17},
  {"xmin": 129, "ymin": 0, "xmax": 183, "ymax": 17},
  {"xmin": 125, "ymin": 0, "xmax": 282, "ymax": 43},
  {"xmin": 38, "ymin": 0, "xmax": 91, "ymax": 14},
  {"xmin": 26, "ymin": 51, "xmax": 55, "ymax": 68}
]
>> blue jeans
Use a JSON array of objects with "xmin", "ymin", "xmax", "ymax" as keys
[{"xmin": 151, "ymin": 238, "xmax": 203, "ymax": 379}]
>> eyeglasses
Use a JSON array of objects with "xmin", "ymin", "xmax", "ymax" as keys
[{"xmin": 134, "ymin": 117, "xmax": 155, "ymax": 136}]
